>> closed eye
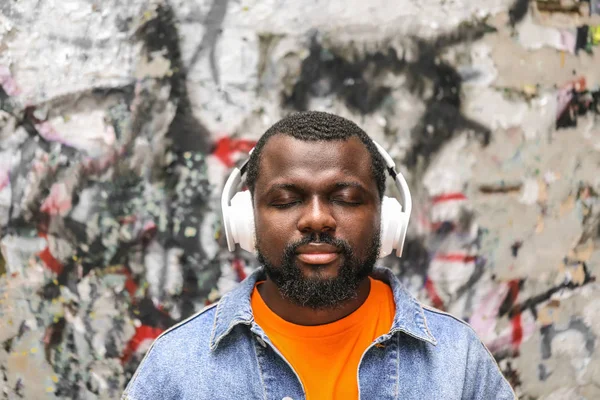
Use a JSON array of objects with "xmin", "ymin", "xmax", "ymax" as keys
[
  {"xmin": 271, "ymin": 201, "xmax": 301, "ymax": 209},
  {"xmin": 332, "ymin": 199, "xmax": 362, "ymax": 206}
]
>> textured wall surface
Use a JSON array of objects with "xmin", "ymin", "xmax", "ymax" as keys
[{"xmin": 1, "ymin": 0, "xmax": 600, "ymax": 398}]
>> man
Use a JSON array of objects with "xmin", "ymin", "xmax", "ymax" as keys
[{"xmin": 122, "ymin": 111, "xmax": 516, "ymax": 399}]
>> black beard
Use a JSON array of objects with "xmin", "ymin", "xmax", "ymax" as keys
[{"xmin": 256, "ymin": 230, "xmax": 381, "ymax": 310}]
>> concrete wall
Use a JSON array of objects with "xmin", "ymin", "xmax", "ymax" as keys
[{"xmin": 1, "ymin": 0, "xmax": 599, "ymax": 398}]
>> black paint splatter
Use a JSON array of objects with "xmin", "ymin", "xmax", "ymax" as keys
[
  {"xmin": 506, "ymin": 262, "xmax": 595, "ymax": 319},
  {"xmin": 136, "ymin": 3, "xmax": 212, "ymax": 153},
  {"xmin": 538, "ymin": 363, "xmax": 552, "ymax": 381},
  {"xmin": 541, "ymin": 318, "xmax": 596, "ymax": 360},
  {"xmin": 382, "ymin": 237, "xmax": 431, "ymax": 283},
  {"xmin": 187, "ymin": 0, "xmax": 229, "ymax": 84},
  {"xmin": 135, "ymin": 297, "xmax": 175, "ymax": 330},
  {"xmin": 135, "ymin": 3, "xmax": 221, "ymax": 311},
  {"xmin": 511, "ymin": 241, "xmax": 523, "ymax": 257},
  {"xmin": 556, "ymin": 88, "xmax": 600, "ymax": 129},
  {"xmin": 283, "ymin": 23, "xmax": 494, "ymax": 169},
  {"xmin": 498, "ymin": 280, "xmax": 524, "ymax": 317},
  {"xmin": 44, "ymin": 317, "xmax": 66, "ymax": 365},
  {"xmin": 509, "ymin": 0, "xmax": 530, "ymax": 26},
  {"xmin": 283, "ymin": 38, "xmax": 403, "ymax": 114}
]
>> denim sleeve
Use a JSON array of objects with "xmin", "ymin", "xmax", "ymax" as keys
[{"xmin": 461, "ymin": 335, "xmax": 517, "ymax": 400}]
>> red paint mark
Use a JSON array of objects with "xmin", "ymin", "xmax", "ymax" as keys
[
  {"xmin": 38, "ymin": 248, "xmax": 63, "ymax": 274},
  {"xmin": 121, "ymin": 325, "xmax": 164, "ymax": 364},
  {"xmin": 425, "ymin": 278, "xmax": 445, "ymax": 310},
  {"xmin": 212, "ymin": 137, "xmax": 256, "ymax": 167},
  {"xmin": 124, "ymin": 278, "xmax": 138, "ymax": 298},
  {"xmin": 232, "ymin": 258, "xmax": 247, "ymax": 281},
  {"xmin": 507, "ymin": 279, "xmax": 523, "ymax": 351},
  {"xmin": 432, "ymin": 192, "xmax": 467, "ymax": 204},
  {"xmin": 434, "ymin": 253, "xmax": 477, "ymax": 263},
  {"xmin": 100, "ymin": 266, "xmax": 139, "ymax": 298},
  {"xmin": 37, "ymin": 232, "xmax": 64, "ymax": 275},
  {"xmin": 511, "ymin": 313, "xmax": 523, "ymax": 351},
  {"xmin": 508, "ymin": 279, "xmax": 520, "ymax": 304},
  {"xmin": 570, "ymin": 77, "xmax": 586, "ymax": 92}
]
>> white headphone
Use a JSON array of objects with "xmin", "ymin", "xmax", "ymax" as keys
[{"xmin": 221, "ymin": 139, "xmax": 412, "ymax": 259}]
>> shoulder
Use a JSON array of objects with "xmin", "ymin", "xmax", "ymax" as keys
[
  {"xmin": 122, "ymin": 303, "xmax": 219, "ymax": 398},
  {"xmin": 421, "ymin": 304, "xmax": 483, "ymax": 346},
  {"xmin": 421, "ymin": 305, "xmax": 516, "ymax": 399},
  {"xmin": 420, "ymin": 304, "xmax": 495, "ymax": 361},
  {"xmin": 151, "ymin": 302, "xmax": 218, "ymax": 352}
]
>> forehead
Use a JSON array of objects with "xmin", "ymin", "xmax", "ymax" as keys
[{"xmin": 255, "ymin": 135, "xmax": 375, "ymax": 189}]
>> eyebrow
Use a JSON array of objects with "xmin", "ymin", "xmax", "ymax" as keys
[
  {"xmin": 333, "ymin": 181, "xmax": 368, "ymax": 193},
  {"xmin": 264, "ymin": 183, "xmax": 304, "ymax": 197}
]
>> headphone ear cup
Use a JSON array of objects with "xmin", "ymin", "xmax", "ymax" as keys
[
  {"xmin": 228, "ymin": 190, "xmax": 256, "ymax": 254},
  {"xmin": 394, "ymin": 209, "xmax": 409, "ymax": 257},
  {"xmin": 379, "ymin": 196, "xmax": 409, "ymax": 258}
]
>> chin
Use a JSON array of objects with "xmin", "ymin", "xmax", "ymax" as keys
[{"xmin": 297, "ymin": 260, "xmax": 343, "ymax": 280}]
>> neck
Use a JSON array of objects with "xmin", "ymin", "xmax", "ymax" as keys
[{"xmin": 257, "ymin": 276, "xmax": 371, "ymax": 326}]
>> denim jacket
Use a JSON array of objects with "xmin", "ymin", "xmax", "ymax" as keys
[{"xmin": 122, "ymin": 267, "xmax": 516, "ymax": 400}]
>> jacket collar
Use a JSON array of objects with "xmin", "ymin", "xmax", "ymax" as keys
[{"xmin": 209, "ymin": 266, "xmax": 437, "ymax": 350}]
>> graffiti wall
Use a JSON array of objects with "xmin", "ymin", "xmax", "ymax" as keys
[{"xmin": 1, "ymin": 0, "xmax": 599, "ymax": 398}]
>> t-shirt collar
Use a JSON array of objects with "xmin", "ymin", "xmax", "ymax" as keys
[{"xmin": 209, "ymin": 266, "xmax": 437, "ymax": 351}]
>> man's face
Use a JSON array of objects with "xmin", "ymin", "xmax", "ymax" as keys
[{"xmin": 253, "ymin": 135, "xmax": 382, "ymax": 309}]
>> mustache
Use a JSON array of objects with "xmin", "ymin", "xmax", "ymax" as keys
[{"xmin": 283, "ymin": 232, "xmax": 354, "ymax": 260}]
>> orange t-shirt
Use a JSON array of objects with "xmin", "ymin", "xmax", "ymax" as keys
[{"xmin": 251, "ymin": 277, "xmax": 396, "ymax": 400}]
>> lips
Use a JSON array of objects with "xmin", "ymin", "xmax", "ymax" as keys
[{"xmin": 295, "ymin": 243, "xmax": 340, "ymax": 265}]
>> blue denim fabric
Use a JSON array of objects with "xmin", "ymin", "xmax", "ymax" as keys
[{"xmin": 122, "ymin": 267, "xmax": 516, "ymax": 399}]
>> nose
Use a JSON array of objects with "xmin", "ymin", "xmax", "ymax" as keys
[{"xmin": 297, "ymin": 196, "xmax": 337, "ymax": 234}]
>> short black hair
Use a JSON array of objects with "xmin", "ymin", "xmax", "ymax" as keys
[{"xmin": 245, "ymin": 111, "xmax": 387, "ymax": 200}]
